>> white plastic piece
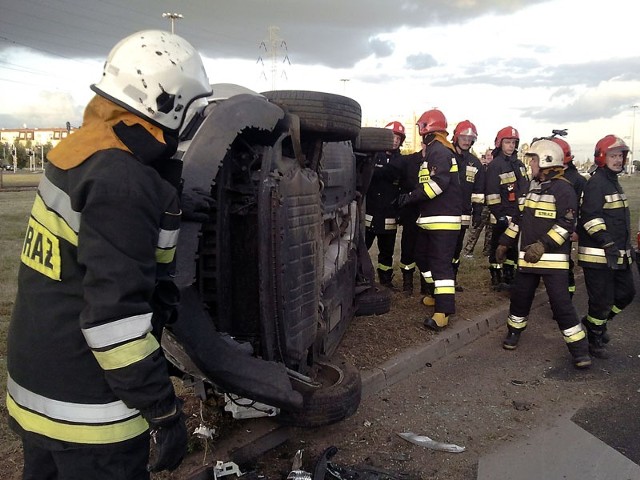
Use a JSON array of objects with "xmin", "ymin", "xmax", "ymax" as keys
[
  {"xmin": 223, "ymin": 393, "xmax": 279, "ymax": 419},
  {"xmin": 397, "ymin": 432, "xmax": 466, "ymax": 453}
]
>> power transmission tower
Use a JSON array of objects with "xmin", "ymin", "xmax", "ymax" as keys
[{"xmin": 257, "ymin": 26, "xmax": 291, "ymax": 90}]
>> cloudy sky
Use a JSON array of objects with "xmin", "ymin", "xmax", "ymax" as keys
[{"xmin": 1, "ymin": 0, "xmax": 639, "ymax": 161}]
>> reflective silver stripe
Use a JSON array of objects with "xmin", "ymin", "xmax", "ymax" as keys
[
  {"xmin": 562, "ymin": 324, "xmax": 584, "ymax": 337},
  {"xmin": 365, "ymin": 214, "xmax": 373, "ymax": 222},
  {"xmin": 82, "ymin": 313, "xmax": 153, "ymax": 349},
  {"xmin": 434, "ymin": 279, "xmax": 455, "ymax": 288},
  {"xmin": 7, "ymin": 375, "xmax": 139, "ymax": 423},
  {"xmin": 158, "ymin": 228, "xmax": 179, "ymax": 249},
  {"xmin": 416, "ymin": 215, "xmax": 461, "ymax": 225},
  {"xmin": 518, "ymin": 252, "xmax": 569, "ymax": 262},
  {"xmin": 583, "ymin": 218, "xmax": 605, "ymax": 230},
  {"xmin": 508, "ymin": 314, "xmax": 526, "ymax": 324},
  {"xmin": 579, "ymin": 246, "xmax": 604, "ymax": 256},
  {"xmin": 604, "ymin": 193, "xmax": 625, "ymax": 202},
  {"xmin": 527, "ymin": 193, "xmax": 555, "ymax": 203},
  {"xmin": 39, "ymin": 175, "xmax": 81, "ymax": 232},
  {"xmin": 461, "ymin": 214, "xmax": 471, "ymax": 222},
  {"xmin": 384, "ymin": 218, "xmax": 397, "ymax": 225},
  {"xmin": 471, "ymin": 193, "xmax": 484, "ymax": 203}
]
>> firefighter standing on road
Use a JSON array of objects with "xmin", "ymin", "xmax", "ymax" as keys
[
  {"xmin": 451, "ymin": 120, "xmax": 485, "ymax": 291},
  {"xmin": 496, "ymin": 139, "xmax": 591, "ymax": 369},
  {"xmin": 399, "ymin": 109, "xmax": 462, "ymax": 331},
  {"xmin": 486, "ymin": 126, "xmax": 530, "ymax": 290},
  {"xmin": 365, "ymin": 121, "xmax": 405, "ymax": 288},
  {"xmin": 577, "ymin": 135, "xmax": 636, "ymax": 359},
  {"xmin": 6, "ymin": 30, "xmax": 212, "ymax": 479}
]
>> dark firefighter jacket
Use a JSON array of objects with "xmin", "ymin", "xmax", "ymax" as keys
[
  {"xmin": 365, "ymin": 150, "xmax": 401, "ymax": 233},
  {"xmin": 387, "ymin": 150, "xmax": 423, "ymax": 225},
  {"xmin": 456, "ymin": 149, "xmax": 485, "ymax": 226},
  {"xmin": 7, "ymin": 95, "xmax": 181, "ymax": 449},
  {"xmin": 577, "ymin": 166, "xmax": 633, "ymax": 269},
  {"xmin": 410, "ymin": 133, "xmax": 462, "ymax": 231},
  {"xmin": 485, "ymin": 151, "xmax": 530, "ymax": 223},
  {"xmin": 500, "ymin": 168, "xmax": 577, "ymax": 274},
  {"xmin": 563, "ymin": 162, "xmax": 587, "ymax": 201}
]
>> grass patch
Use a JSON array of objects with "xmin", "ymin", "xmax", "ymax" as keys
[{"xmin": 0, "ymin": 172, "xmax": 41, "ymax": 189}]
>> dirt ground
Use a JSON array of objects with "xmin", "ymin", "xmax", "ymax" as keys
[
  {"xmin": 167, "ymin": 266, "xmax": 640, "ymax": 480},
  {"xmin": 6, "ymin": 265, "xmax": 633, "ymax": 480}
]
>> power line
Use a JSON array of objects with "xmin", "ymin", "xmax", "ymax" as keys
[{"xmin": 257, "ymin": 26, "xmax": 291, "ymax": 91}]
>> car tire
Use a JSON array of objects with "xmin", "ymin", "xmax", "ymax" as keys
[
  {"xmin": 261, "ymin": 90, "xmax": 361, "ymax": 142},
  {"xmin": 277, "ymin": 360, "xmax": 361, "ymax": 428},
  {"xmin": 353, "ymin": 127, "xmax": 396, "ymax": 153},
  {"xmin": 354, "ymin": 285, "xmax": 392, "ymax": 316}
]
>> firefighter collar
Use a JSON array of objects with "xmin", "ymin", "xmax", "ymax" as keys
[{"xmin": 47, "ymin": 95, "xmax": 168, "ymax": 170}]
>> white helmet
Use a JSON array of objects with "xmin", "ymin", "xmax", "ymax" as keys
[
  {"xmin": 526, "ymin": 139, "xmax": 564, "ymax": 168},
  {"xmin": 91, "ymin": 30, "xmax": 212, "ymax": 132}
]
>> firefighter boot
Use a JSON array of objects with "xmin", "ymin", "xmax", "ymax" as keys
[
  {"xmin": 502, "ymin": 325, "xmax": 524, "ymax": 350},
  {"xmin": 501, "ymin": 265, "xmax": 515, "ymax": 290},
  {"xmin": 402, "ymin": 269, "xmax": 414, "ymax": 296},
  {"xmin": 420, "ymin": 274, "xmax": 429, "ymax": 294},
  {"xmin": 424, "ymin": 312, "xmax": 449, "ymax": 331},
  {"xmin": 490, "ymin": 267, "xmax": 502, "ymax": 290},
  {"xmin": 566, "ymin": 338, "xmax": 592, "ymax": 369},
  {"xmin": 581, "ymin": 317, "xmax": 609, "ymax": 359},
  {"xmin": 420, "ymin": 280, "xmax": 435, "ymax": 306},
  {"xmin": 377, "ymin": 268, "xmax": 394, "ymax": 288}
]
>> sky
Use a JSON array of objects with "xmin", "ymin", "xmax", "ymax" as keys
[{"xmin": 1, "ymin": 0, "xmax": 640, "ymax": 162}]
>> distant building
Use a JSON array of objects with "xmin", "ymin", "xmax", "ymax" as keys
[{"xmin": 0, "ymin": 126, "xmax": 76, "ymax": 149}]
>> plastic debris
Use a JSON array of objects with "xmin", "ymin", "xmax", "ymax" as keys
[
  {"xmin": 397, "ymin": 432, "xmax": 465, "ymax": 453},
  {"xmin": 287, "ymin": 449, "xmax": 312, "ymax": 480},
  {"xmin": 193, "ymin": 424, "xmax": 216, "ymax": 439},
  {"xmin": 213, "ymin": 461, "xmax": 243, "ymax": 478}
]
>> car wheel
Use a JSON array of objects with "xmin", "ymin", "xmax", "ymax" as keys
[
  {"xmin": 354, "ymin": 285, "xmax": 392, "ymax": 316},
  {"xmin": 353, "ymin": 127, "xmax": 396, "ymax": 153},
  {"xmin": 277, "ymin": 360, "xmax": 361, "ymax": 428},
  {"xmin": 261, "ymin": 90, "xmax": 361, "ymax": 142}
]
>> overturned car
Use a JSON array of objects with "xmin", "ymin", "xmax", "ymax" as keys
[{"xmin": 162, "ymin": 85, "xmax": 394, "ymax": 427}]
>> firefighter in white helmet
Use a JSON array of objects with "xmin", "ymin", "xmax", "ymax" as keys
[
  {"xmin": 6, "ymin": 30, "xmax": 212, "ymax": 479},
  {"xmin": 495, "ymin": 139, "xmax": 591, "ymax": 369}
]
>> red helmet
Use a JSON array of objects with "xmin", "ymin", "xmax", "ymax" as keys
[
  {"xmin": 594, "ymin": 134, "xmax": 629, "ymax": 167},
  {"xmin": 417, "ymin": 109, "xmax": 447, "ymax": 136},
  {"xmin": 550, "ymin": 137, "xmax": 573, "ymax": 164},
  {"xmin": 384, "ymin": 120, "xmax": 406, "ymax": 142},
  {"xmin": 494, "ymin": 126, "xmax": 519, "ymax": 149},
  {"xmin": 453, "ymin": 120, "xmax": 478, "ymax": 144}
]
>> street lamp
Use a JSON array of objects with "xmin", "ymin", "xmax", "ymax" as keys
[
  {"xmin": 630, "ymin": 105, "xmax": 638, "ymax": 175},
  {"xmin": 162, "ymin": 13, "xmax": 183, "ymax": 34},
  {"xmin": 339, "ymin": 78, "xmax": 350, "ymax": 94}
]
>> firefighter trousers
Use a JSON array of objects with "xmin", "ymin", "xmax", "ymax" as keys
[
  {"xmin": 583, "ymin": 266, "xmax": 636, "ymax": 321},
  {"xmin": 400, "ymin": 221, "xmax": 419, "ymax": 270},
  {"xmin": 510, "ymin": 271, "xmax": 580, "ymax": 331},
  {"xmin": 22, "ymin": 434, "xmax": 150, "ymax": 480},
  {"xmin": 415, "ymin": 229, "xmax": 458, "ymax": 315},
  {"xmin": 365, "ymin": 229, "xmax": 397, "ymax": 271}
]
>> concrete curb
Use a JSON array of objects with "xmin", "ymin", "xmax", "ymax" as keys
[{"xmin": 360, "ymin": 290, "xmax": 550, "ymax": 398}]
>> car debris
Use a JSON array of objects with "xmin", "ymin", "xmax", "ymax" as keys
[{"xmin": 397, "ymin": 432, "xmax": 466, "ymax": 453}]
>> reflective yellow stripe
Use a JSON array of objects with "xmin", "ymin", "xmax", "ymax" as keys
[
  {"xmin": 562, "ymin": 325, "xmax": 586, "ymax": 343},
  {"xmin": 156, "ymin": 246, "xmax": 176, "ymax": 264},
  {"xmin": 7, "ymin": 394, "xmax": 148, "ymax": 444},
  {"xmin": 507, "ymin": 314, "xmax": 527, "ymax": 330},
  {"xmin": 31, "ymin": 194, "xmax": 78, "ymax": 246},
  {"xmin": 92, "ymin": 333, "xmax": 160, "ymax": 370}
]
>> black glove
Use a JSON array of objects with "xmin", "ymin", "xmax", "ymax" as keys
[
  {"xmin": 145, "ymin": 398, "xmax": 188, "ymax": 473},
  {"xmin": 523, "ymin": 241, "xmax": 545, "ymax": 263},
  {"xmin": 181, "ymin": 186, "xmax": 215, "ymax": 222},
  {"xmin": 472, "ymin": 212, "xmax": 482, "ymax": 229},
  {"xmin": 603, "ymin": 243, "xmax": 620, "ymax": 269},
  {"xmin": 397, "ymin": 193, "xmax": 413, "ymax": 209},
  {"xmin": 496, "ymin": 216, "xmax": 509, "ymax": 229},
  {"xmin": 495, "ymin": 244, "xmax": 509, "ymax": 263}
]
